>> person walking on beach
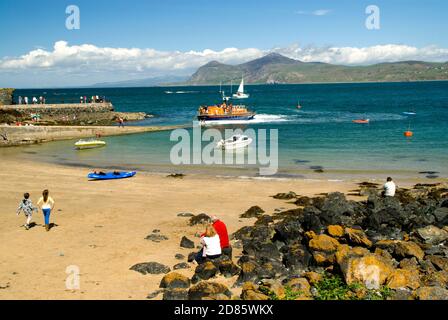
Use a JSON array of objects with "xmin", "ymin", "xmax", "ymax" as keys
[
  {"xmin": 117, "ymin": 117, "xmax": 124, "ymax": 128},
  {"xmin": 382, "ymin": 177, "xmax": 396, "ymax": 197},
  {"xmin": 195, "ymin": 224, "xmax": 222, "ymax": 264},
  {"xmin": 16, "ymin": 193, "xmax": 38, "ymax": 230},
  {"xmin": 37, "ymin": 189, "xmax": 55, "ymax": 232},
  {"xmin": 211, "ymin": 215, "xmax": 232, "ymax": 259}
]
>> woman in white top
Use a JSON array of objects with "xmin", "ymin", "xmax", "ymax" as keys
[
  {"xmin": 195, "ymin": 225, "xmax": 222, "ymax": 264},
  {"xmin": 37, "ymin": 189, "xmax": 55, "ymax": 231}
]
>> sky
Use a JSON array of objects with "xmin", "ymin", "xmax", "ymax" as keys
[{"xmin": 0, "ymin": 0, "xmax": 447, "ymax": 88}]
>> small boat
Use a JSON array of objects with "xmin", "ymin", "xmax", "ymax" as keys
[
  {"xmin": 75, "ymin": 139, "xmax": 106, "ymax": 150},
  {"xmin": 352, "ymin": 119, "xmax": 370, "ymax": 124},
  {"xmin": 88, "ymin": 171, "xmax": 136, "ymax": 180},
  {"xmin": 216, "ymin": 135, "xmax": 253, "ymax": 150},
  {"xmin": 232, "ymin": 77, "xmax": 250, "ymax": 99}
]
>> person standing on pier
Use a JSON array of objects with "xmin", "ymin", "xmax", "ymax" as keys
[
  {"xmin": 24, "ymin": 97, "xmax": 29, "ymax": 105},
  {"xmin": 18, "ymin": 96, "xmax": 22, "ymax": 105}
]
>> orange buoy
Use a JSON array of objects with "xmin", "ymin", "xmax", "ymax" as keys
[{"xmin": 404, "ymin": 131, "xmax": 413, "ymax": 137}]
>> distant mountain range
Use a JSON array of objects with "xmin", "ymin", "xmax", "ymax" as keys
[
  {"xmin": 187, "ymin": 53, "xmax": 448, "ymax": 85},
  {"xmin": 87, "ymin": 75, "xmax": 189, "ymax": 88}
]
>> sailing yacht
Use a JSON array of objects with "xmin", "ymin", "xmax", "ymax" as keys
[{"xmin": 232, "ymin": 77, "xmax": 250, "ymax": 99}]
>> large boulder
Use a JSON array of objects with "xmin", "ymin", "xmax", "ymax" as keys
[
  {"xmin": 416, "ymin": 225, "xmax": 448, "ymax": 245},
  {"xmin": 307, "ymin": 232, "xmax": 340, "ymax": 265},
  {"xmin": 192, "ymin": 261, "xmax": 218, "ymax": 283},
  {"xmin": 188, "ymin": 281, "xmax": 232, "ymax": 300},
  {"xmin": 272, "ymin": 191, "xmax": 297, "ymax": 200},
  {"xmin": 160, "ymin": 272, "xmax": 191, "ymax": 289},
  {"xmin": 318, "ymin": 192, "xmax": 356, "ymax": 226},
  {"xmin": 394, "ymin": 241, "xmax": 425, "ymax": 261},
  {"xmin": 240, "ymin": 282, "xmax": 269, "ymax": 300},
  {"xmin": 386, "ymin": 269, "xmax": 421, "ymax": 290},
  {"xmin": 130, "ymin": 262, "xmax": 170, "ymax": 275},
  {"xmin": 415, "ymin": 286, "xmax": 448, "ymax": 300},
  {"xmin": 284, "ymin": 277, "xmax": 311, "ymax": 298},
  {"xmin": 163, "ymin": 288, "xmax": 189, "ymax": 300},
  {"xmin": 189, "ymin": 213, "xmax": 211, "ymax": 226},
  {"xmin": 236, "ymin": 260, "xmax": 261, "ymax": 285},
  {"xmin": 180, "ymin": 236, "xmax": 195, "ymax": 249},
  {"xmin": 338, "ymin": 252, "xmax": 394, "ymax": 289},
  {"xmin": 280, "ymin": 242, "xmax": 311, "ymax": 272},
  {"xmin": 241, "ymin": 206, "xmax": 265, "ymax": 218},
  {"xmin": 327, "ymin": 225, "xmax": 344, "ymax": 238},
  {"xmin": 212, "ymin": 256, "xmax": 240, "ymax": 277},
  {"xmin": 344, "ymin": 227, "xmax": 372, "ymax": 248}
]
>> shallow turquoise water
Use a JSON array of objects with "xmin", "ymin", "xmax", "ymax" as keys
[{"xmin": 7, "ymin": 81, "xmax": 448, "ymax": 179}]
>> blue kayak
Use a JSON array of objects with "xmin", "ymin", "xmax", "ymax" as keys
[{"xmin": 88, "ymin": 171, "xmax": 137, "ymax": 180}]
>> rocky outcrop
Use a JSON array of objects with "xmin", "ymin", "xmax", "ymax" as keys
[{"xmin": 0, "ymin": 89, "xmax": 14, "ymax": 106}]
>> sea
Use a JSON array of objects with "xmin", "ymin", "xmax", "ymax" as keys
[{"xmin": 3, "ymin": 81, "xmax": 448, "ymax": 181}]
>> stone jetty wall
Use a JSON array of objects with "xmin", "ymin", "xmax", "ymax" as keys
[
  {"xmin": 0, "ymin": 102, "xmax": 150, "ymax": 125},
  {"xmin": 0, "ymin": 89, "xmax": 15, "ymax": 106},
  {"xmin": 0, "ymin": 124, "xmax": 185, "ymax": 147}
]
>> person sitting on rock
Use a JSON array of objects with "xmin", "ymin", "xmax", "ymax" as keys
[
  {"xmin": 211, "ymin": 215, "xmax": 232, "ymax": 259},
  {"xmin": 195, "ymin": 224, "xmax": 222, "ymax": 264},
  {"xmin": 382, "ymin": 177, "xmax": 396, "ymax": 197}
]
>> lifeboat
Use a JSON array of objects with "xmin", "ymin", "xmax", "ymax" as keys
[{"xmin": 197, "ymin": 103, "xmax": 255, "ymax": 122}]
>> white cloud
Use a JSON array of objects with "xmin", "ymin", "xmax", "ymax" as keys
[
  {"xmin": 296, "ymin": 9, "xmax": 332, "ymax": 16},
  {"xmin": 1, "ymin": 41, "xmax": 447, "ymax": 87}
]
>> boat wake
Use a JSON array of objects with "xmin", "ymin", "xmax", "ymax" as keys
[
  {"xmin": 291, "ymin": 111, "xmax": 407, "ymax": 124},
  {"xmin": 165, "ymin": 90, "xmax": 198, "ymax": 94},
  {"xmin": 201, "ymin": 114, "xmax": 290, "ymax": 126}
]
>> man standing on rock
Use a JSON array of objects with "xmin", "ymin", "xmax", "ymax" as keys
[
  {"xmin": 382, "ymin": 177, "xmax": 396, "ymax": 197},
  {"xmin": 211, "ymin": 215, "xmax": 232, "ymax": 259}
]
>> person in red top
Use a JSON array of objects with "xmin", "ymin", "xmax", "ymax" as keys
[{"xmin": 211, "ymin": 215, "xmax": 232, "ymax": 259}]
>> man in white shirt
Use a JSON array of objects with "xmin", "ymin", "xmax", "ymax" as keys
[{"xmin": 383, "ymin": 177, "xmax": 396, "ymax": 197}]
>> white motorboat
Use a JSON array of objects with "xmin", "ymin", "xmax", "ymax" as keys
[
  {"xmin": 232, "ymin": 77, "xmax": 250, "ymax": 99},
  {"xmin": 75, "ymin": 139, "xmax": 106, "ymax": 150},
  {"xmin": 216, "ymin": 134, "xmax": 252, "ymax": 150}
]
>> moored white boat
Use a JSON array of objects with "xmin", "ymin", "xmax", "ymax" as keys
[
  {"xmin": 75, "ymin": 139, "xmax": 106, "ymax": 150},
  {"xmin": 216, "ymin": 135, "xmax": 252, "ymax": 150}
]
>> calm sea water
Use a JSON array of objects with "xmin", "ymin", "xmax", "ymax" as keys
[{"xmin": 5, "ymin": 81, "xmax": 448, "ymax": 180}]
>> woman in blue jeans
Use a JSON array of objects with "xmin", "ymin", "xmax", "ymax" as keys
[{"xmin": 37, "ymin": 190, "xmax": 55, "ymax": 232}]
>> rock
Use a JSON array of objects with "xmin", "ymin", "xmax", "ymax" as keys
[
  {"xmin": 420, "ymin": 271, "xmax": 448, "ymax": 287},
  {"xmin": 254, "ymin": 215, "xmax": 274, "ymax": 225},
  {"xmin": 415, "ymin": 286, "xmax": 448, "ymax": 300},
  {"xmin": 327, "ymin": 225, "xmax": 344, "ymax": 238},
  {"xmin": 213, "ymin": 256, "xmax": 240, "ymax": 277},
  {"xmin": 177, "ymin": 212, "xmax": 194, "ymax": 217},
  {"xmin": 318, "ymin": 192, "xmax": 355, "ymax": 226},
  {"xmin": 163, "ymin": 288, "xmax": 189, "ymax": 300},
  {"xmin": 281, "ymin": 242, "xmax": 311, "ymax": 272},
  {"xmin": 145, "ymin": 234, "xmax": 169, "ymax": 242},
  {"xmin": 259, "ymin": 279, "xmax": 286, "ymax": 299},
  {"xmin": 433, "ymin": 207, "xmax": 448, "ymax": 223},
  {"xmin": 416, "ymin": 225, "xmax": 448, "ymax": 245},
  {"xmin": 130, "ymin": 262, "xmax": 170, "ymax": 275},
  {"xmin": 285, "ymin": 278, "xmax": 311, "ymax": 297},
  {"xmin": 175, "ymin": 253, "xmax": 185, "ymax": 260},
  {"xmin": 427, "ymin": 255, "xmax": 448, "ymax": 272},
  {"xmin": 272, "ymin": 191, "xmax": 297, "ymax": 200},
  {"xmin": 240, "ymin": 282, "xmax": 270, "ymax": 300},
  {"xmin": 192, "ymin": 261, "xmax": 218, "ymax": 283},
  {"xmin": 338, "ymin": 253, "xmax": 394, "ymax": 289},
  {"xmin": 189, "ymin": 213, "xmax": 211, "ymax": 226},
  {"xmin": 147, "ymin": 289, "xmax": 164, "ymax": 299},
  {"xmin": 399, "ymin": 257, "xmax": 419, "ymax": 270},
  {"xmin": 243, "ymin": 242, "xmax": 281, "ymax": 261},
  {"xmin": 180, "ymin": 236, "xmax": 195, "ymax": 249},
  {"xmin": 308, "ymin": 234, "xmax": 340, "ymax": 265},
  {"xmin": 294, "ymin": 196, "xmax": 312, "ymax": 206},
  {"xmin": 173, "ymin": 263, "xmax": 190, "ymax": 270},
  {"xmin": 273, "ymin": 218, "xmax": 304, "ymax": 244},
  {"xmin": 187, "ymin": 252, "xmax": 196, "ymax": 263},
  {"xmin": 344, "ymin": 227, "xmax": 372, "ymax": 248},
  {"xmin": 390, "ymin": 289, "xmax": 414, "ymax": 300},
  {"xmin": 241, "ymin": 206, "xmax": 265, "ymax": 218},
  {"xmin": 386, "ymin": 269, "xmax": 421, "ymax": 290},
  {"xmin": 303, "ymin": 272, "xmax": 323, "ymax": 285},
  {"xmin": 394, "ymin": 241, "xmax": 425, "ymax": 261},
  {"xmin": 160, "ymin": 272, "xmax": 191, "ymax": 289},
  {"xmin": 236, "ymin": 261, "xmax": 260, "ymax": 285},
  {"xmin": 188, "ymin": 281, "xmax": 232, "ymax": 300},
  {"xmin": 167, "ymin": 173, "xmax": 184, "ymax": 179}
]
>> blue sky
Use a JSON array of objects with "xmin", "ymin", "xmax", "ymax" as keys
[{"xmin": 1, "ymin": 0, "xmax": 447, "ymax": 87}]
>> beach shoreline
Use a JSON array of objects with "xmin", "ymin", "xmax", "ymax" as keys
[{"xmin": 0, "ymin": 155, "xmax": 446, "ymax": 300}]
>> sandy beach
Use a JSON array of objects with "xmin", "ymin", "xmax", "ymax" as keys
[{"xmin": 0, "ymin": 154, "xmax": 445, "ymax": 300}]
